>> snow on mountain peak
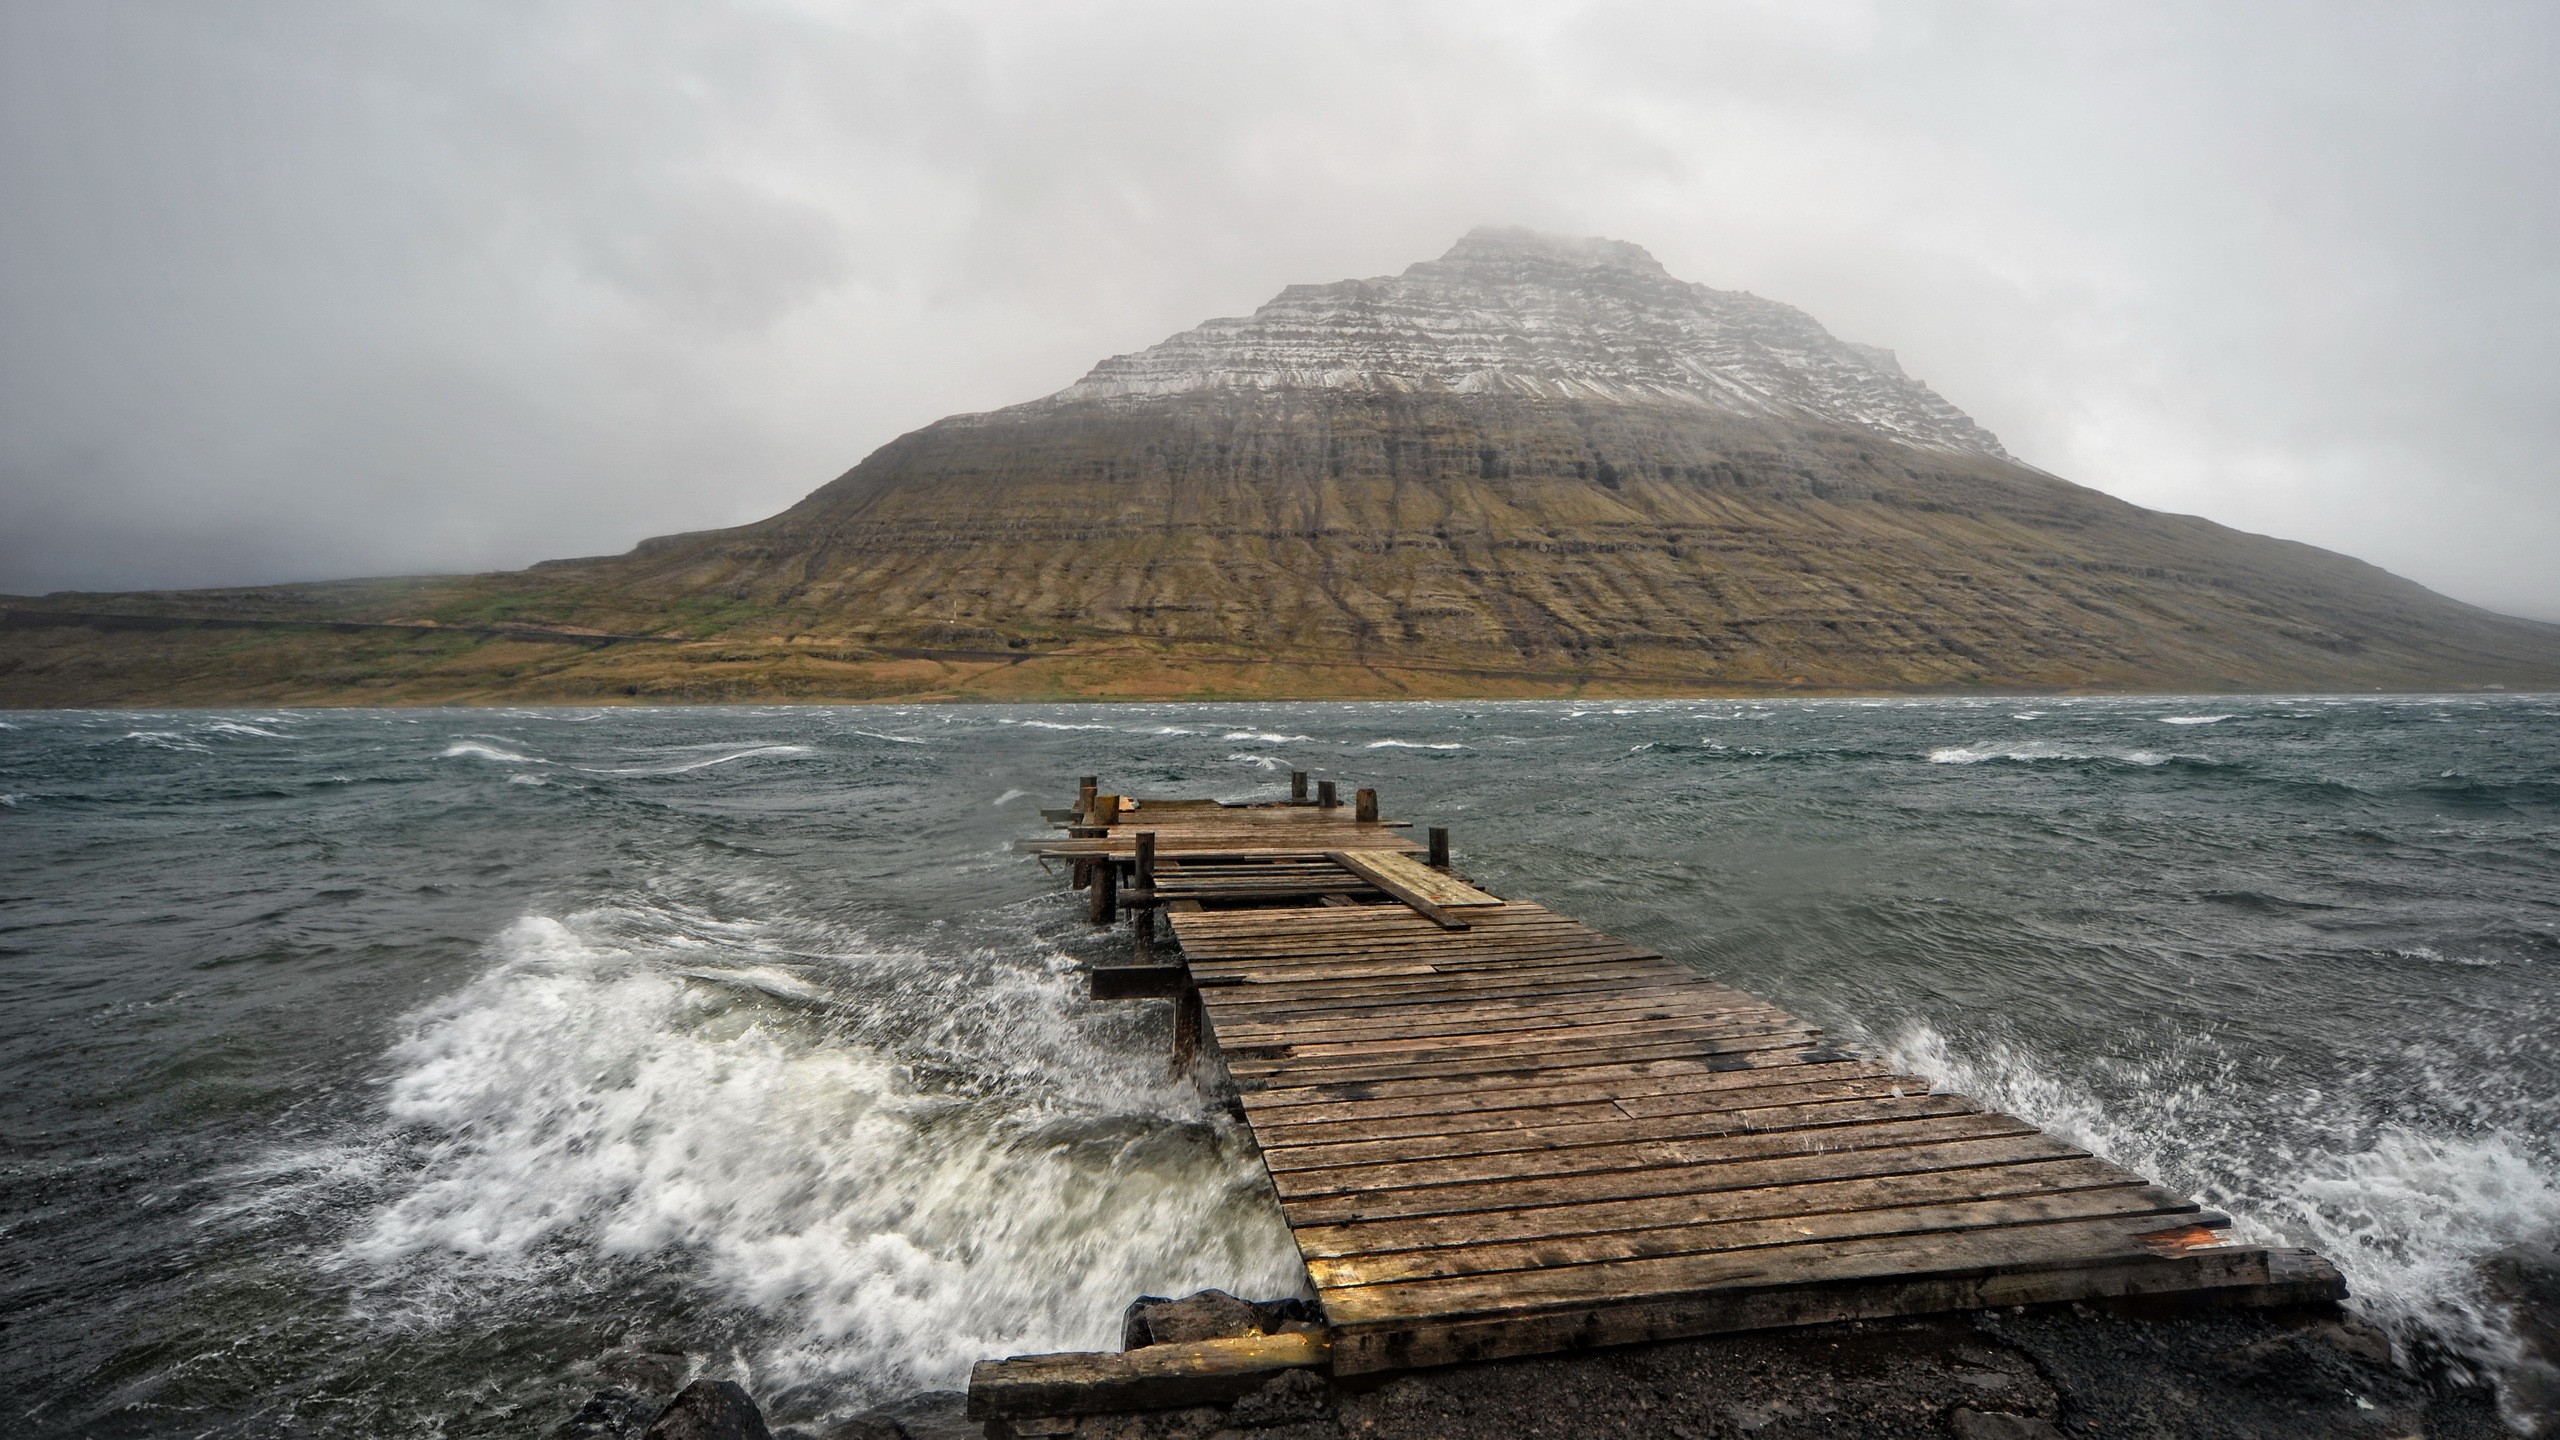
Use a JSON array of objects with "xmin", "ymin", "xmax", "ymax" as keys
[{"xmin": 1043, "ymin": 228, "xmax": 2005, "ymax": 457}]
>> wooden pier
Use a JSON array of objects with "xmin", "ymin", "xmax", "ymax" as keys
[{"xmin": 972, "ymin": 775, "xmax": 2342, "ymax": 1421}]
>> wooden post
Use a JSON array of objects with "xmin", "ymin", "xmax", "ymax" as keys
[
  {"xmin": 1090, "ymin": 793, "xmax": 1120, "ymax": 828},
  {"xmin": 1290, "ymin": 771, "xmax": 1309, "ymax": 804},
  {"xmin": 1317, "ymin": 780, "xmax": 1339, "ymax": 809},
  {"xmin": 1072, "ymin": 859, "xmax": 1092, "ymax": 890},
  {"xmin": 1170, "ymin": 985, "xmax": 1200, "ymax": 1075},
  {"xmin": 1090, "ymin": 857, "xmax": 1117, "ymax": 925},
  {"xmin": 1131, "ymin": 829, "xmax": 1158, "ymax": 959},
  {"xmin": 1428, "ymin": 826, "xmax": 1450, "ymax": 869},
  {"xmin": 1355, "ymin": 787, "xmax": 1378, "ymax": 823},
  {"xmin": 1079, "ymin": 775, "xmax": 1098, "ymax": 811}
]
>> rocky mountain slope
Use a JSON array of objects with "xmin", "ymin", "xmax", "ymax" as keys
[{"xmin": 6, "ymin": 229, "xmax": 2557, "ymax": 705}]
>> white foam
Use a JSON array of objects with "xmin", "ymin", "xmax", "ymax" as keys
[
  {"xmin": 1005, "ymin": 720, "xmax": 1115, "ymax": 732},
  {"xmin": 507, "ymin": 774, "xmax": 546, "ymax": 787},
  {"xmin": 1927, "ymin": 742, "xmax": 2173, "ymax": 766},
  {"xmin": 2161, "ymin": 715, "xmax": 2234, "ymax": 726},
  {"xmin": 849, "ymin": 730, "xmax": 928, "ymax": 745},
  {"xmin": 297, "ymin": 907, "xmax": 1300, "ymax": 1408},
  {"xmin": 1226, "ymin": 752, "xmax": 1286, "ymax": 771},
  {"xmin": 1222, "ymin": 732, "xmax": 1310, "ymax": 743},
  {"xmin": 442, "ymin": 741, "xmax": 542, "ymax": 764},
  {"xmin": 204, "ymin": 721, "xmax": 290, "ymax": 738},
  {"xmin": 1366, "ymin": 739, "xmax": 1467, "ymax": 750},
  {"xmin": 576, "ymin": 745, "xmax": 813, "ymax": 776},
  {"xmin": 991, "ymin": 789, "xmax": 1030, "ymax": 807},
  {"xmin": 1884, "ymin": 1021, "xmax": 2560, "ymax": 1408},
  {"xmin": 120, "ymin": 729, "xmax": 211, "ymax": 753}
]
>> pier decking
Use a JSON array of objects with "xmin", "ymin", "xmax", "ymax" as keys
[{"xmin": 976, "ymin": 776, "xmax": 2342, "ymax": 1418}]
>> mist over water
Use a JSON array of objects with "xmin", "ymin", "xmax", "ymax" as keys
[{"xmin": 2, "ymin": 697, "xmax": 2555, "ymax": 1434}]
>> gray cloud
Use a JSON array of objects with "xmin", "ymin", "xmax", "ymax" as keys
[{"xmin": 4, "ymin": 1, "xmax": 2555, "ymax": 618}]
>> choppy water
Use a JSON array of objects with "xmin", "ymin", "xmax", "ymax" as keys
[{"xmin": 2, "ymin": 697, "xmax": 2556, "ymax": 1435}]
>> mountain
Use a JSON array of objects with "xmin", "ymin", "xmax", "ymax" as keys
[{"xmin": 6, "ymin": 227, "xmax": 2558, "ymax": 705}]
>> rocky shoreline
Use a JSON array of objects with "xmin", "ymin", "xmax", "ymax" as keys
[{"xmin": 549, "ymin": 1286, "xmax": 2550, "ymax": 1440}]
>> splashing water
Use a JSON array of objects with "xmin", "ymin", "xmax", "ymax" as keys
[{"xmin": 5, "ymin": 697, "xmax": 2555, "ymax": 1434}]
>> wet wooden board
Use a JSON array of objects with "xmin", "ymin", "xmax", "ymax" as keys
[{"xmin": 1028, "ymin": 783, "xmax": 2345, "ymax": 1386}]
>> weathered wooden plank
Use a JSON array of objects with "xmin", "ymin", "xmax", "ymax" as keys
[
  {"xmin": 1309, "ymin": 1186, "xmax": 2200, "ymax": 1289},
  {"xmin": 1214, "ymin": 1002, "xmax": 1806, "ymax": 1054},
  {"xmin": 1259, "ymin": 1093, "xmax": 1982, "ymax": 1174},
  {"xmin": 1249, "ymin": 1072, "xmax": 1919, "ymax": 1147},
  {"xmin": 1318, "ymin": 1213, "xmax": 2240, "ymax": 1326},
  {"xmin": 1222, "ymin": 1030, "xmax": 1836, "ymax": 1090},
  {"xmin": 1330, "ymin": 849, "xmax": 1505, "ymax": 907},
  {"xmin": 964, "ymin": 1332, "xmax": 1330, "ymax": 1419},
  {"xmin": 1206, "ymin": 981, "xmax": 1782, "ymax": 1031},
  {"xmin": 1267, "ymin": 1112, "xmax": 2041, "ymax": 1202},
  {"xmin": 1290, "ymin": 1155, "xmax": 2152, "ymax": 1260},
  {"xmin": 1240, "ymin": 1052, "xmax": 1881, "ymax": 1111},
  {"xmin": 1276, "ymin": 1127, "xmax": 2082, "ymax": 1227},
  {"xmin": 1324, "ymin": 1246, "xmax": 2316, "ymax": 1375}
]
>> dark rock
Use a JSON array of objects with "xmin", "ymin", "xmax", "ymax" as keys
[
  {"xmin": 599, "ymin": 1350, "xmax": 693, "ymax": 1396},
  {"xmin": 644, "ymin": 1379, "xmax": 774, "ymax": 1440},
  {"xmin": 551, "ymin": 1387, "xmax": 659, "ymax": 1440},
  {"xmin": 1949, "ymin": 1412, "xmax": 2062, "ymax": 1440},
  {"xmin": 1122, "ymin": 1291, "xmax": 1321, "ymax": 1349},
  {"xmin": 1222, "ymin": 1369, "xmax": 1332, "ymax": 1429}
]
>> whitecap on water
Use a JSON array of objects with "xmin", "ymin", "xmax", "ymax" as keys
[
  {"xmin": 2161, "ymin": 715, "xmax": 2235, "ymax": 726},
  {"xmin": 1926, "ymin": 742, "xmax": 2175, "ymax": 766},
  {"xmin": 1003, "ymin": 720, "xmax": 1115, "ymax": 732},
  {"xmin": 1884, "ymin": 1021, "xmax": 2560, "ymax": 1415},
  {"xmin": 203, "ymin": 721, "xmax": 291, "ymax": 739},
  {"xmin": 119, "ymin": 730, "xmax": 211, "ymax": 753},
  {"xmin": 1222, "ymin": 732, "xmax": 1310, "ymax": 744},
  {"xmin": 575, "ymin": 745, "xmax": 813, "ymax": 776},
  {"xmin": 1366, "ymin": 739, "xmax": 1467, "ymax": 750},
  {"xmin": 1226, "ymin": 752, "xmax": 1286, "ymax": 770},
  {"xmin": 292, "ymin": 907, "xmax": 1300, "ymax": 1409},
  {"xmin": 442, "ymin": 740, "xmax": 541, "ymax": 764}
]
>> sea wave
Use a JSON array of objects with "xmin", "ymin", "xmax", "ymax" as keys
[
  {"xmin": 575, "ymin": 745, "xmax": 813, "ymax": 776},
  {"xmin": 1884, "ymin": 1021, "xmax": 2560, "ymax": 1411},
  {"xmin": 1927, "ymin": 741, "xmax": 2181, "ymax": 766},
  {"xmin": 118, "ymin": 729, "xmax": 211, "ymax": 753},
  {"xmin": 1221, "ymin": 732, "xmax": 1310, "ymax": 744},
  {"xmin": 303, "ymin": 906, "xmax": 1298, "ymax": 1406},
  {"xmin": 203, "ymin": 721, "xmax": 291, "ymax": 739},
  {"xmin": 2161, "ymin": 715, "xmax": 2235, "ymax": 726},
  {"xmin": 1366, "ymin": 739, "xmax": 1467, "ymax": 750}
]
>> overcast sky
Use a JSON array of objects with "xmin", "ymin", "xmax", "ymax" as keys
[{"xmin": 4, "ymin": 2, "xmax": 2555, "ymax": 619}]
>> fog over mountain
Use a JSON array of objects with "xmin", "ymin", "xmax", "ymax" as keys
[{"xmin": 3, "ymin": 3, "xmax": 2557, "ymax": 620}]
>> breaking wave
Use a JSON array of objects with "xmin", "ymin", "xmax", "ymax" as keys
[
  {"xmin": 442, "ymin": 741, "xmax": 541, "ymax": 764},
  {"xmin": 1927, "ymin": 741, "xmax": 2180, "ymax": 766},
  {"xmin": 574, "ymin": 745, "xmax": 813, "ymax": 776},
  {"xmin": 1883, "ymin": 1021, "xmax": 2560, "ymax": 1405},
  {"xmin": 287, "ymin": 902, "xmax": 1300, "ymax": 1412}
]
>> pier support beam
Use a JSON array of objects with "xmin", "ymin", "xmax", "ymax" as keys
[
  {"xmin": 1428, "ymin": 826, "xmax": 1450, "ymax": 869},
  {"xmin": 1355, "ymin": 787, "xmax": 1378, "ymax": 823},
  {"xmin": 1317, "ymin": 780, "xmax": 1338, "ymax": 809},
  {"xmin": 1170, "ymin": 985, "xmax": 1201, "ymax": 1075},
  {"xmin": 1290, "ymin": 771, "xmax": 1309, "ymax": 804},
  {"xmin": 1089, "ymin": 857, "xmax": 1117, "ymax": 924}
]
